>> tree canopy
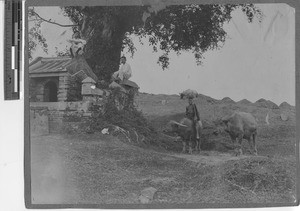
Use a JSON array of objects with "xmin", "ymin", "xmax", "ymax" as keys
[{"xmin": 29, "ymin": 4, "xmax": 263, "ymax": 81}]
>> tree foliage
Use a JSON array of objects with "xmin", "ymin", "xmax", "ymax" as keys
[
  {"xmin": 28, "ymin": 8, "xmax": 48, "ymax": 60},
  {"xmin": 137, "ymin": 4, "xmax": 263, "ymax": 67},
  {"xmin": 29, "ymin": 4, "xmax": 263, "ymax": 80}
]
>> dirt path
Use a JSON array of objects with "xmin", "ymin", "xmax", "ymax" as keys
[
  {"xmin": 31, "ymin": 135, "xmax": 80, "ymax": 204},
  {"xmin": 166, "ymin": 151, "xmax": 242, "ymax": 165},
  {"xmin": 30, "ymin": 133, "xmax": 296, "ymax": 205}
]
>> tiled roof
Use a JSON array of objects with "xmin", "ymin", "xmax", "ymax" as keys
[
  {"xmin": 29, "ymin": 56, "xmax": 98, "ymax": 81},
  {"xmin": 29, "ymin": 57, "xmax": 72, "ymax": 73}
]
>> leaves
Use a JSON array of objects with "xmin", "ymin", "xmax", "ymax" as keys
[
  {"xmin": 54, "ymin": 46, "xmax": 71, "ymax": 57},
  {"xmin": 132, "ymin": 4, "xmax": 262, "ymax": 69},
  {"xmin": 29, "ymin": 4, "xmax": 263, "ymax": 77},
  {"xmin": 28, "ymin": 7, "xmax": 77, "ymax": 60},
  {"xmin": 28, "ymin": 10, "xmax": 48, "ymax": 60}
]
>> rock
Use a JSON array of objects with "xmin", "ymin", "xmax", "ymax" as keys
[
  {"xmin": 265, "ymin": 113, "xmax": 270, "ymax": 125},
  {"xmin": 280, "ymin": 114, "xmax": 289, "ymax": 121},
  {"xmin": 101, "ymin": 128, "xmax": 109, "ymax": 134},
  {"xmin": 109, "ymin": 81, "xmax": 127, "ymax": 92},
  {"xmin": 139, "ymin": 195, "xmax": 150, "ymax": 204},
  {"xmin": 120, "ymin": 79, "xmax": 140, "ymax": 89},
  {"xmin": 128, "ymin": 193, "xmax": 139, "ymax": 203},
  {"xmin": 139, "ymin": 187, "xmax": 157, "ymax": 204}
]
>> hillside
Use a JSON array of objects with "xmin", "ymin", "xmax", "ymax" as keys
[
  {"xmin": 135, "ymin": 92, "xmax": 295, "ymax": 127},
  {"xmin": 135, "ymin": 92, "xmax": 296, "ymax": 155}
]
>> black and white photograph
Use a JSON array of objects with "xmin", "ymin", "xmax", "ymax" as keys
[{"xmin": 26, "ymin": 1, "xmax": 297, "ymax": 208}]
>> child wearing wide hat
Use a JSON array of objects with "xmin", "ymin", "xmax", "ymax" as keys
[{"xmin": 186, "ymin": 96, "xmax": 201, "ymax": 140}]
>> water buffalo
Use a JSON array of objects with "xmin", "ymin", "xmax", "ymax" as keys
[
  {"xmin": 165, "ymin": 118, "xmax": 202, "ymax": 154},
  {"xmin": 216, "ymin": 111, "xmax": 258, "ymax": 156}
]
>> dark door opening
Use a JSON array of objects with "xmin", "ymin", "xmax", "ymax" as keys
[{"xmin": 44, "ymin": 81, "xmax": 58, "ymax": 102}]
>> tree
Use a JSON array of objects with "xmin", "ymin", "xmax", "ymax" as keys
[{"xmin": 29, "ymin": 4, "xmax": 263, "ymax": 82}]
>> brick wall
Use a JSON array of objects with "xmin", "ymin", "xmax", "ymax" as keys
[{"xmin": 30, "ymin": 76, "xmax": 106, "ymax": 134}]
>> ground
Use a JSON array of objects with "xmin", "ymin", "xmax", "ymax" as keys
[{"xmin": 30, "ymin": 93, "xmax": 297, "ymax": 206}]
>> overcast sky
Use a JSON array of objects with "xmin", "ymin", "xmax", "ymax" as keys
[{"xmin": 30, "ymin": 4, "xmax": 295, "ymax": 105}]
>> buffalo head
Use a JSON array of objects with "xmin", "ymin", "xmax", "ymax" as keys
[
  {"xmin": 212, "ymin": 117, "xmax": 230, "ymax": 135},
  {"xmin": 164, "ymin": 120, "xmax": 188, "ymax": 135}
]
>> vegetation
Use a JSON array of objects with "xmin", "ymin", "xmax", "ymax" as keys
[
  {"xmin": 88, "ymin": 89, "xmax": 178, "ymax": 150},
  {"xmin": 29, "ymin": 4, "xmax": 263, "ymax": 80},
  {"xmin": 223, "ymin": 157, "xmax": 295, "ymax": 195}
]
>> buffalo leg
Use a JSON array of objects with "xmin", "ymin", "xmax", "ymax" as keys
[
  {"xmin": 196, "ymin": 138, "xmax": 201, "ymax": 152},
  {"xmin": 188, "ymin": 141, "xmax": 193, "ymax": 154},
  {"xmin": 252, "ymin": 133, "xmax": 258, "ymax": 155},
  {"xmin": 234, "ymin": 134, "xmax": 243, "ymax": 156},
  {"xmin": 195, "ymin": 139, "xmax": 199, "ymax": 152},
  {"xmin": 195, "ymin": 124, "xmax": 200, "ymax": 139},
  {"xmin": 182, "ymin": 142, "xmax": 186, "ymax": 153},
  {"xmin": 232, "ymin": 138, "xmax": 239, "ymax": 156}
]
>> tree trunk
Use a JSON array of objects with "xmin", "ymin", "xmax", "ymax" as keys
[{"xmin": 84, "ymin": 15, "xmax": 127, "ymax": 82}]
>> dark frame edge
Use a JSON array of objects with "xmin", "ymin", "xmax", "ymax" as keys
[
  {"xmin": 295, "ymin": 0, "xmax": 300, "ymax": 207},
  {"xmin": 24, "ymin": 0, "xmax": 32, "ymax": 208},
  {"xmin": 23, "ymin": 0, "xmax": 300, "ymax": 208}
]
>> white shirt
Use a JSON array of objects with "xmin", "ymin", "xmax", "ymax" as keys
[
  {"xmin": 118, "ymin": 63, "xmax": 132, "ymax": 79},
  {"xmin": 68, "ymin": 38, "xmax": 87, "ymax": 53}
]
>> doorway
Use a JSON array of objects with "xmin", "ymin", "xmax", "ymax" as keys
[{"xmin": 44, "ymin": 81, "xmax": 58, "ymax": 102}]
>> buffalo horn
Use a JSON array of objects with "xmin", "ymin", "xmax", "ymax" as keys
[{"xmin": 170, "ymin": 120, "xmax": 188, "ymax": 127}]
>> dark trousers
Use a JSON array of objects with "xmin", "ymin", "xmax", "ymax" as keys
[{"xmin": 188, "ymin": 118, "xmax": 200, "ymax": 139}]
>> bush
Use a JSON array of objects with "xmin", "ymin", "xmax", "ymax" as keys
[
  {"xmin": 63, "ymin": 111, "xmax": 83, "ymax": 122},
  {"xmin": 89, "ymin": 89, "xmax": 179, "ymax": 150}
]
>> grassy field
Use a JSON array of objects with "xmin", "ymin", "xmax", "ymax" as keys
[{"xmin": 30, "ymin": 93, "xmax": 297, "ymax": 206}]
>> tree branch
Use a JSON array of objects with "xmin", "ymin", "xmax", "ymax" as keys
[{"xmin": 31, "ymin": 10, "xmax": 78, "ymax": 28}]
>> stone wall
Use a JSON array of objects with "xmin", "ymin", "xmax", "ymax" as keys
[
  {"xmin": 30, "ymin": 100, "xmax": 104, "ymax": 134},
  {"xmin": 30, "ymin": 107, "xmax": 49, "ymax": 136},
  {"xmin": 30, "ymin": 76, "xmax": 106, "ymax": 134},
  {"xmin": 30, "ymin": 77, "xmax": 59, "ymax": 102},
  {"xmin": 57, "ymin": 75, "xmax": 70, "ymax": 102}
]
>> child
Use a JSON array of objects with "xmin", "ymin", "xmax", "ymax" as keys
[
  {"xmin": 185, "ymin": 96, "xmax": 201, "ymax": 140},
  {"xmin": 68, "ymin": 31, "xmax": 86, "ymax": 58}
]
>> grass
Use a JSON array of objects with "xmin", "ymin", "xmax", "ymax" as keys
[
  {"xmin": 31, "ymin": 129, "xmax": 297, "ymax": 205},
  {"xmin": 31, "ymin": 92, "xmax": 297, "ymax": 205},
  {"xmin": 223, "ymin": 157, "xmax": 296, "ymax": 195}
]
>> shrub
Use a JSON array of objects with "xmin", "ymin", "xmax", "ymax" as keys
[
  {"xmin": 88, "ymin": 88, "xmax": 179, "ymax": 150},
  {"xmin": 63, "ymin": 111, "xmax": 83, "ymax": 122}
]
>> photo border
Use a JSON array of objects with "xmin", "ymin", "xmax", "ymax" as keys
[{"xmin": 24, "ymin": 0, "xmax": 300, "ymax": 209}]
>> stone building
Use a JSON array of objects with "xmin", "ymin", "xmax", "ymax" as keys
[{"xmin": 29, "ymin": 56, "xmax": 98, "ymax": 102}]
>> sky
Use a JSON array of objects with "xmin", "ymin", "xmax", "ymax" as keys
[{"xmin": 29, "ymin": 4, "xmax": 295, "ymax": 105}]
